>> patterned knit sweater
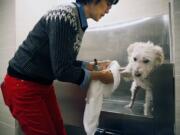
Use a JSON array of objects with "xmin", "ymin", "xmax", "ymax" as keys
[{"xmin": 9, "ymin": 3, "xmax": 90, "ymax": 88}]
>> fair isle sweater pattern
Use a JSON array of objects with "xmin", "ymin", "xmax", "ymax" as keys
[
  {"xmin": 45, "ymin": 5, "xmax": 82, "ymax": 53},
  {"xmin": 45, "ymin": 5, "xmax": 77, "ymax": 30}
]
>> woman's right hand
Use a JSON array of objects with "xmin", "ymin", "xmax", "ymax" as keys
[
  {"xmin": 99, "ymin": 70, "xmax": 113, "ymax": 84},
  {"xmin": 91, "ymin": 70, "xmax": 114, "ymax": 84}
]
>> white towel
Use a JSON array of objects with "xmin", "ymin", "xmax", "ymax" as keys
[{"xmin": 83, "ymin": 60, "xmax": 121, "ymax": 135}]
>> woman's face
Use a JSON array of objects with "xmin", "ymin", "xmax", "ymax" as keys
[{"xmin": 88, "ymin": 0, "xmax": 112, "ymax": 21}]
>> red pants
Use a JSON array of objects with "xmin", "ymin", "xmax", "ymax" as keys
[{"xmin": 1, "ymin": 74, "xmax": 67, "ymax": 135}]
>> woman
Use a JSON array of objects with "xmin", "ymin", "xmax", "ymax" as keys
[{"xmin": 1, "ymin": 0, "xmax": 119, "ymax": 135}]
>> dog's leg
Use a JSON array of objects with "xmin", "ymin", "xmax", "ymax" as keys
[
  {"xmin": 144, "ymin": 89, "xmax": 153, "ymax": 116},
  {"xmin": 125, "ymin": 81, "xmax": 139, "ymax": 108},
  {"xmin": 120, "ymin": 65, "xmax": 133, "ymax": 80}
]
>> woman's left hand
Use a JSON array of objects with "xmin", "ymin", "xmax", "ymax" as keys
[
  {"xmin": 86, "ymin": 60, "xmax": 111, "ymax": 71},
  {"xmin": 97, "ymin": 60, "xmax": 111, "ymax": 70}
]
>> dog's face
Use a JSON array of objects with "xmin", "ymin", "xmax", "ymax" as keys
[{"xmin": 127, "ymin": 42, "xmax": 164, "ymax": 80}]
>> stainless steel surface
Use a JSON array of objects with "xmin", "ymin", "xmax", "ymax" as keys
[
  {"xmin": 54, "ymin": 15, "xmax": 174, "ymax": 134},
  {"xmin": 54, "ymin": 82, "xmax": 86, "ymax": 127},
  {"xmin": 78, "ymin": 14, "xmax": 170, "ymax": 64},
  {"xmin": 79, "ymin": 14, "xmax": 171, "ymax": 117}
]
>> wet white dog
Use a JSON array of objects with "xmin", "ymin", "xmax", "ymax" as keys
[{"xmin": 121, "ymin": 41, "xmax": 164, "ymax": 116}]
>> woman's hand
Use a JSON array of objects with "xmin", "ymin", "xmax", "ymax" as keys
[
  {"xmin": 86, "ymin": 63, "xmax": 94, "ymax": 71},
  {"xmin": 97, "ymin": 60, "xmax": 111, "ymax": 70},
  {"xmin": 99, "ymin": 70, "xmax": 114, "ymax": 84},
  {"xmin": 86, "ymin": 60, "xmax": 111, "ymax": 71},
  {"xmin": 91, "ymin": 69, "xmax": 114, "ymax": 84}
]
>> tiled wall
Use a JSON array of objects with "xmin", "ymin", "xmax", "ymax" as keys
[
  {"xmin": 173, "ymin": 0, "xmax": 180, "ymax": 134},
  {"xmin": 0, "ymin": 0, "xmax": 16, "ymax": 134}
]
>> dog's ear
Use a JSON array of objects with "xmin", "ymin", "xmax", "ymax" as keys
[
  {"xmin": 154, "ymin": 45, "xmax": 164, "ymax": 65},
  {"xmin": 127, "ymin": 43, "xmax": 138, "ymax": 56}
]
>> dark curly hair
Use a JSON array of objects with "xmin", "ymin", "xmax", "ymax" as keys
[{"xmin": 76, "ymin": 0, "xmax": 119, "ymax": 5}]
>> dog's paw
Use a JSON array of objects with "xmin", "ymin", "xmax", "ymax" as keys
[
  {"xmin": 120, "ymin": 71, "xmax": 133, "ymax": 81},
  {"xmin": 144, "ymin": 103, "xmax": 153, "ymax": 116},
  {"xmin": 121, "ymin": 71, "xmax": 131, "ymax": 77},
  {"xmin": 144, "ymin": 111, "xmax": 152, "ymax": 116},
  {"xmin": 124, "ymin": 104, "xmax": 132, "ymax": 109}
]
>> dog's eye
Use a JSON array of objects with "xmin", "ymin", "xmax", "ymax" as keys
[
  {"xmin": 133, "ymin": 57, "xmax": 137, "ymax": 61},
  {"xmin": 143, "ymin": 59, "xmax": 150, "ymax": 63}
]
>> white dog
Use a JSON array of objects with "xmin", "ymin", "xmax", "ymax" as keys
[{"xmin": 121, "ymin": 41, "xmax": 164, "ymax": 116}]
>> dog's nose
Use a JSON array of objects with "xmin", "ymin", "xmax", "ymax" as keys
[{"xmin": 135, "ymin": 72, "xmax": 141, "ymax": 77}]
